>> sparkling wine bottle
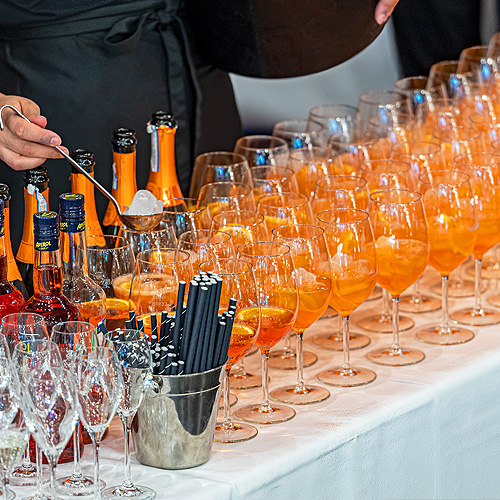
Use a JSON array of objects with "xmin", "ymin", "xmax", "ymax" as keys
[
  {"xmin": 103, "ymin": 128, "xmax": 138, "ymax": 235},
  {"xmin": 16, "ymin": 167, "xmax": 49, "ymax": 298},
  {"xmin": 0, "ymin": 185, "xmax": 28, "ymax": 298},
  {"xmin": 59, "ymin": 193, "xmax": 106, "ymax": 327},
  {"xmin": 145, "ymin": 111, "xmax": 183, "ymax": 207},
  {"xmin": 70, "ymin": 149, "xmax": 104, "ymax": 237},
  {"xmin": 0, "ymin": 199, "xmax": 25, "ymax": 321}
]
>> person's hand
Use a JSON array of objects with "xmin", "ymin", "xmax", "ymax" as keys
[
  {"xmin": 374, "ymin": 0, "xmax": 400, "ymax": 25},
  {"xmin": 0, "ymin": 93, "xmax": 68, "ymax": 171}
]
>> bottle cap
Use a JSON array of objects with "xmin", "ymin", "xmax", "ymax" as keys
[
  {"xmin": 34, "ymin": 211, "xmax": 59, "ymax": 251},
  {"xmin": 112, "ymin": 128, "xmax": 137, "ymax": 154},
  {"xmin": 0, "ymin": 184, "xmax": 10, "ymax": 209},
  {"xmin": 149, "ymin": 111, "xmax": 177, "ymax": 130},
  {"xmin": 0, "ymin": 199, "xmax": 4, "ymax": 237},
  {"xmin": 24, "ymin": 166, "xmax": 49, "ymax": 190},
  {"xmin": 70, "ymin": 149, "xmax": 95, "ymax": 174},
  {"xmin": 59, "ymin": 193, "xmax": 85, "ymax": 233}
]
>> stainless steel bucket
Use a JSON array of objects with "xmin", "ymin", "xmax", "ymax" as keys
[{"xmin": 131, "ymin": 365, "xmax": 224, "ymax": 469}]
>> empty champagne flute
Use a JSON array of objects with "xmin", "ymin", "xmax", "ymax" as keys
[{"xmin": 102, "ymin": 330, "xmax": 154, "ymax": 500}]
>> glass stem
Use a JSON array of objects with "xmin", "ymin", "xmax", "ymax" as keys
[
  {"xmin": 72, "ymin": 422, "xmax": 82, "ymax": 478},
  {"xmin": 283, "ymin": 332, "xmax": 292, "ymax": 356},
  {"xmin": 391, "ymin": 295, "xmax": 401, "ymax": 353},
  {"xmin": 382, "ymin": 289, "xmax": 391, "ymax": 320},
  {"xmin": 221, "ymin": 368, "xmax": 234, "ymax": 429},
  {"xmin": 440, "ymin": 275, "xmax": 450, "ymax": 333},
  {"xmin": 413, "ymin": 276, "xmax": 422, "ymax": 300},
  {"xmin": 91, "ymin": 431, "xmax": 102, "ymax": 500},
  {"xmin": 48, "ymin": 455, "xmax": 57, "ymax": 500},
  {"xmin": 341, "ymin": 315, "xmax": 352, "ymax": 373},
  {"xmin": 295, "ymin": 330, "xmax": 306, "ymax": 392},
  {"xmin": 232, "ymin": 359, "xmax": 246, "ymax": 378},
  {"xmin": 260, "ymin": 350, "xmax": 271, "ymax": 412},
  {"xmin": 333, "ymin": 314, "xmax": 342, "ymax": 341},
  {"xmin": 474, "ymin": 258, "xmax": 483, "ymax": 314},
  {"xmin": 1, "ymin": 470, "xmax": 8, "ymax": 500},
  {"xmin": 121, "ymin": 416, "xmax": 134, "ymax": 490},
  {"xmin": 36, "ymin": 444, "xmax": 43, "ymax": 496}
]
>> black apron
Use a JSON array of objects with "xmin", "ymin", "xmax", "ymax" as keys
[{"xmin": 0, "ymin": 0, "xmax": 242, "ymax": 248}]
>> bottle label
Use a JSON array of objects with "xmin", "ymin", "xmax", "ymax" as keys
[
  {"xmin": 112, "ymin": 163, "xmax": 118, "ymax": 190},
  {"xmin": 0, "ymin": 226, "xmax": 4, "ymax": 237},
  {"xmin": 34, "ymin": 238, "xmax": 58, "ymax": 251},
  {"xmin": 150, "ymin": 129, "xmax": 159, "ymax": 173},
  {"xmin": 27, "ymin": 185, "xmax": 48, "ymax": 212},
  {"xmin": 60, "ymin": 221, "xmax": 85, "ymax": 233}
]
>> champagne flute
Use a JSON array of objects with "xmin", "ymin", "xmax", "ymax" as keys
[
  {"xmin": 87, "ymin": 235, "xmax": 136, "ymax": 331},
  {"xmin": 75, "ymin": 347, "xmax": 123, "ymax": 500},
  {"xmin": 417, "ymin": 171, "xmax": 478, "ymax": 344},
  {"xmin": 102, "ymin": 330, "xmax": 154, "ymax": 500},
  {"xmin": 234, "ymin": 135, "xmax": 289, "ymax": 167},
  {"xmin": 189, "ymin": 151, "xmax": 252, "ymax": 200},
  {"xmin": 366, "ymin": 190, "xmax": 429, "ymax": 366},
  {"xmin": 450, "ymin": 153, "xmax": 500, "ymax": 325},
  {"xmin": 161, "ymin": 198, "xmax": 211, "ymax": 238},
  {"xmin": 119, "ymin": 221, "xmax": 177, "ymax": 258},
  {"xmin": 234, "ymin": 242, "xmax": 298, "ymax": 424},
  {"xmin": 51, "ymin": 321, "xmax": 99, "ymax": 496},
  {"xmin": 199, "ymin": 259, "xmax": 260, "ymax": 442},
  {"xmin": 1, "ymin": 313, "xmax": 48, "ymax": 489},
  {"xmin": 317, "ymin": 209, "xmax": 378, "ymax": 386},
  {"xmin": 270, "ymin": 225, "xmax": 331, "ymax": 403},
  {"xmin": 197, "ymin": 182, "xmax": 256, "ymax": 219}
]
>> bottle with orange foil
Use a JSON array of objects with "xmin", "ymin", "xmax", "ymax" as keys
[
  {"xmin": 103, "ymin": 128, "xmax": 138, "ymax": 235},
  {"xmin": 16, "ymin": 167, "xmax": 49, "ymax": 297},
  {"xmin": 145, "ymin": 111, "xmax": 183, "ymax": 207},
  {"xmin": 0, "ymin": 184, "xmax": 28, "ymax": 298},
  {"xmin": 70, "ymin": 149, "xmax": 103, "ymax": 237}
]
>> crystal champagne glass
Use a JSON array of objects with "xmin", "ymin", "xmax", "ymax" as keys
[
  {"xmin": 234, "ymin": 242, "xmax": 298, "ymax": 424},
  {"xmin": 234, "ymin": 135, "xmax": 289, "ymax": 167},
  {"xmin": 270, "ymin": 225, "xmax": 331, "ymax": 403},
  {"xmin": 197, "ymin": 182, "xmax": 256, "ymax": 219},
  {"xmin": 366, "ymin": 190, "xmax": 429, "ymax": 366},
  {"xmin": 307, "ymin": 103, "xmax": 358, "ymax": 145},
  {"xmin": 416, "ymin": 171, "xmax": 478, "ymax": 344},
  {"xmin": 118, "ymin": 221, "xmax": 177, "ymax": 258},
  {"xmin": 199, "ymin": 259, "xmax": 260, "ymax": 442},
  {"xmin": 317, "ymin": 209, "xmax": 378, "ymax": 385},
  {"xmin": 272, "ymin": 119, "xmax": 327, "ymax": 150},
  {"xmin": 250, "ymin": 165, "xmax": 299, "ymax": 203},
  {"xmin": 162, "ymin": 198, "xmax": 212, "ymax": 238}
]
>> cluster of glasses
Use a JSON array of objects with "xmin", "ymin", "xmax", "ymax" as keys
[{"xmin": 0, "ymin": 313, "xmax": 155, "ymax": 500}]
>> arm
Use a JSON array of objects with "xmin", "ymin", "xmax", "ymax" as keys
[
  {"xmin": 374, "ymin": 0, "xmax": 400, "ymax": 24},
  {"xmin": 0, "ymin": 93, "xmax": 68, "ymax": 171}
]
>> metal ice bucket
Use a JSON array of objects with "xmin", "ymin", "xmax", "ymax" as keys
[{"xmin": 131, "ymin": 365, "xmax": 224, "ymax": 469}]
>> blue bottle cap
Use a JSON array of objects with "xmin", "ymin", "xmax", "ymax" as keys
[
  {"xmin": 59, "ymin": 193, "xmax": 85, "ymax": 233},
  {"xmin": 34, "ymin": 211, "xmax": 59, "ymax": 251}
]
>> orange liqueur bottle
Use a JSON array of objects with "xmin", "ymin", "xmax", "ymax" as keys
[
  {"xmin": 103, "ymin": 128, "xmax": 138, "ymax": 235},
  {"xmin": 70, "ymin": 149, "xmax": 103, "ymax": 237},
  {"xmin": 145, "ymin": 111, "xmax": 183, "ymax": 207},
  {"xmin": 16, "ymin": 167, "xmax": 49, "ymax": 297}
]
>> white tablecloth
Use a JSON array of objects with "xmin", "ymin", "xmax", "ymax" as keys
[{"xmin": 18, "ymin": 269, "xmax": 500, "ymax": 500}]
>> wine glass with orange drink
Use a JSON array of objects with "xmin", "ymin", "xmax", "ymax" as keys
[
  {"xmin": 199, "ymin": 259, "xmax": 260, "ymax": 442},
  {"xmin": 317, "ymin": 209, "xmax": 378, "ymax": 386},
  {"xmin": 234, "ymin": 242, "xmax": 298, "ymax": 424}
]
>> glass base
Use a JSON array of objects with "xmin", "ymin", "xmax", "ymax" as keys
[
  {"xmin": 11, "ymin": 464, "xmax": 37, "ymax": 487},
  {"xmin": 366, "ymin": 285, "xmax": 383, "ymax": 301},
  {"xmin": 248, "ymin": 345, "xmax": 259, "ymax": 355},
  {"xmin": 229, "ymin": 370, "xmax": 262, "ymax": 390},
  {"xmin": 487, "ymin": 293, "xmax": 500, "ymax": 308},
  {"xmin": 467, "ymin": 257, "xmax": 500, "ymax": 279},
  {"xmin": 416, "ymin": 325, "xmax": 474, "ymax": 345},
  {"xmin": 268, "ymin": 349, "xmax": 318, "ymax": 369},
  {"xmin": 450, "ymin": 307, "xmax": 500, "ymax": 326},
  {"xmin": 430, "ymin": 279, "xmax": 476, "ymax": 298},
  {"xmin": 399, "ymin": 293, "xmax": 441, "ymax": 313},
  {"xmin": 317, "ymin": 366, "xmax": 376, "ymax": 387},
  {"xmin": 219, "ymin": 392, "xmax": 237, "ymax": 410},
  {"xmin": 319, "ymin": 306, "xmax": 338, "ymax": 320},
  {"xmin": 234, "ymin": 402, "xmax": 296, "ymax": 425},
  {"xmin": 270, "ymin": 384, "xmax": 330, "ymax": 405},
  {"xmin": 57, "ymin": 475, "xmax": 105, "ymax": 496},
  {"xmin": 366, "ymin": 346, "xmax": 425, "ymax": 366},
  {"xmin": 102, "ymin": 484, "xmax": 156, "ymax": 500},
  {"xmin": 357, "ymin": 313, "xmax": 414, "ymax": 333},
  {"xmin": 213, "ymin": 420, "xmax": 258, "ymax": 443},
  {"xmin": 312, "ymin": 331, "xmax": 370, "ymax": 350},
  {"xmin": 0, "ymin": 490, "xmax": 14, "ymax": 500}
]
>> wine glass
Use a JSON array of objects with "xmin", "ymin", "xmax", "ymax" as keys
[
  {"xmin": 1, "ymin": 313, "xmax": 48, "ymax": 489},
  {"xmin": 234, "ymin": 242, "xmax": 298, "ymax": 424},
  {"xmin": 270, "ymin": 225, "xmax": 331, "ymax": 403},
  {"xmin": 457, "ymin": 46, "xmax": 498, "ymax": 87},
  {"xmin": 427, "ymin": 60, "xmax": 463, "ymax": 99},
  {"xmin": 51, "ymin": 321, "xmax": 99, "ymax": 496},
  {"xmin": 161, "ymin": 198, "xmax": 211, "ymax": 238},
  {"xmin": 317, "ymin": 209, "xmax": 378, "ymax": 386},
  {"xmin": 394, "ymin": 76, "xmax": 433, "ymax": 113},
  {"xmin": 102, "ymin": 330, "xmax": 154, "ymax": 500},
  {"xmin": 450, "ymin": 153, "xmax": 500, "ymax": 325},
  {"xmin": 366, "ymin": 113, "xmax": 416, "ymax": 151},
  {"xmin": 131, "ymin": 249, "xmax": 193, "ymax": 317},
  {"xmin": 255, "ymin": 192, "xmax": 315, "ymax": 369},
  {"xmin": 87, "ymin": 235, "xmax": 136, "ymax": 331},
  {"xmin": 416, "ymin": 171, "xmax": 478, "ymax": 344},
  {"xmin": 199, "ymin": 259, "xmax": 260, "ymax": 442},
  {"xmin": 178, "ymin": 229, "xmax": 235, "ymax": 272},
  {"xmin": 272, "ymin": 119, "xmax": 327, "ymax": 149},
  {"xmin": 250, "ymin": 165, "xmax": 299, "ymax": 202},
  {"xmin": 234, "ymin": 135, "xmax": 289, "ymax": 167},
  {"xmin": 197, "ymin": 182, "xmax": 256, "ymax": 219},
  {"xmin": 189, "ymin": 151, "xmax": 252, "ymax": 200},
  {"xmin": 307, "ymin": 103, "xmax": 358, "ymax": 145},
  {"xmin": 75, "ymin": 347, "xmax": 123, "ymax": 500},
  {"xmin": 119, "ymin": 221, "xmax": 177, "ymax": 258},
  {"xmin": 17, "ymin": 340, "xmax": 78, "ymax": 500},
  {"xmin": 366, "ymin": 190, "xmax": 429, "ymax": 366}
]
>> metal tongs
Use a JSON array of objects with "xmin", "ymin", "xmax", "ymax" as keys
[{"xmin": 0, "ymin": 104, "xmax": 163, "ymax": 232}]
